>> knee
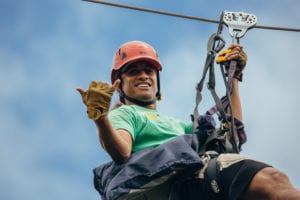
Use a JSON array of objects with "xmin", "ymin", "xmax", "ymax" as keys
[
  {"xmin": 253, "ymin": 167, "xmax": 293, "ymax": 199},
  {"xmin": 260, "ymin": 167, "xmax": 290, "ymax": 186},
  {"xmin": 242, "ymin": 167, "xmax": 299, "ymax": 200}
]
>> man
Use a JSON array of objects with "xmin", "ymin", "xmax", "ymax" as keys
[{"xmin": 77, "ymin": 41, "xmax": 300, "ymax": 199}]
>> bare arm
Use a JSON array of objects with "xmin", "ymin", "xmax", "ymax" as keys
[
  {"xmin": 231, "ymin": 78, "xmax": 242, "ymax": 121},
  {"xmin": 94, "ymin": 115, "xmax": 133, "ymax": 163},
  {"xmin": 77, "ymin": 80, "xmax": 132, "ymax": 163},
  {"xmin": 225, "ymin": 44, "xmax": 245, "ymax": 122}
]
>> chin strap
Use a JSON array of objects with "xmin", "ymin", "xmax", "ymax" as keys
[{"xmin": 119, "ymin": 91, "xmax": 158, "ymax": 107}]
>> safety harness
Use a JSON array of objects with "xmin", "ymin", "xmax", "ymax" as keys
[{"xmin": 191, "ymin": 11, "xmax": 257, "ymax": 198}]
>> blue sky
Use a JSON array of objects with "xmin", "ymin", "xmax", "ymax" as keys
[{"xmin": 1, "ymin": 0, "xmax": 300, "ymax": 199}]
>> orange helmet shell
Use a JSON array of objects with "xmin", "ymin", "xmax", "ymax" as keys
[{"xmin": 111, "ymin": 41, "xmax": 162, "ymax": 83}]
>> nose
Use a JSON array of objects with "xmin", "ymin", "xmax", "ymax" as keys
[{"xmin": 137, "ymin": 70, "xmax": 149, "ymax": 80}]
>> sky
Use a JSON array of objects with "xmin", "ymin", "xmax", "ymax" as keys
[{"xmin": 1, "ymin": 0, "xmax": 299, "ymax": 199}]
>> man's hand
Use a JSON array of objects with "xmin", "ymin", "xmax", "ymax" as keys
[
  {"xmin": 216, "ymin": 44, "xmax": 247, "ymax": 81},
  {"xmin": 77, "ymin": 80, "xmax": 120, "ymax": 120}
]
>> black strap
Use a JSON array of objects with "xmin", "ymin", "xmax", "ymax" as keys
[
  {"xmin": 197, "ymin": 128, "xmax": 225, "ymax": 156},
  {"xmin": 119, "ymin": 90, "xmax": 157, "ymax": 107},
  {"xmin": 205, "ymin": 157, "xmax": 222, "ymax": 199}
]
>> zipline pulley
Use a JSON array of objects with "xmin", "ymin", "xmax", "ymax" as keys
[{"xmin": 223, "ymin": 11, "xmax": 257, "ymax": 43}]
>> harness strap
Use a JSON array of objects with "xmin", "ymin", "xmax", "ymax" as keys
[
  {"xmin": 192, "ymin": 53, "xmax": 217, "ymax": 152},
  {"xmin": 191, "ymin": 32, "xmax": 230, "ymax": 152},
  {"xmin": 205, "ymin": 156, "xmax": 222, "ymax": 199},
  {"xmin": 191, "ymin": 13, "xmax": 240, "ymax": 153},
  {"xmin": 191, "ymin": 33, "xmax": 225, "ymax": 132},
  {"xmin": 197, "ymin": 128, "xmax": 226, "ymax": 156}
]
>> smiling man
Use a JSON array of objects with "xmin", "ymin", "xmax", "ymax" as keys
[
  {"xmin": 118, "ymin": 61, "xmax": 159, "ymax": 107},
  {"xmin": 77, "ymin": 41, "xmax": 300, "ymax": 200}
]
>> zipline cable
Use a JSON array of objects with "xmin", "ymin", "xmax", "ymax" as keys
[{"xmin": 82, "ymin": 0, "xmax": 300, "ymax": 33}]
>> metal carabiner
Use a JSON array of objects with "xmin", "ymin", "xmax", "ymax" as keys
[{"xmin": 207, "ymin": 33, "xmax": 226, "ymax": 54}]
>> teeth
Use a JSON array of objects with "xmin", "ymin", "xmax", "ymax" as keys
[{"xmin": 137, "ymin": 84, "xmax": 149, "ymax": 88}]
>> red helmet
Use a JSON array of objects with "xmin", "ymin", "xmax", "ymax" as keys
[{"xmin": 111, "ymin": 41, "xmax": 162, "ymax": 84}]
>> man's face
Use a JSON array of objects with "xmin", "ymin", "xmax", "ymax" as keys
[{"xmin": 120, "ymin": 61, "xmax": 158, "ymax": 103}]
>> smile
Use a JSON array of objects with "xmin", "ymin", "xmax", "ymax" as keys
[{"xmin": 135, "ymin": 83, "xmax": 151, "ymax": 88}]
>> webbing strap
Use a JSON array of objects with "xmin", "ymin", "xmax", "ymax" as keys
[
  {"xmin": 227, "ymin": 60, "xmax": 237, "ymax": 91},
  {"xmin": 191, "ymin": 54, "xmax": 215, "ymax": 151},
  {"xmin": 197, "ymin": 129, "xmax": 226, "ymax": 156},
  {"xmin": 191, "ymin": 33, "xmax": 226, "ymax": 151},
  {"xmin": 205, "ymin": 157, "xmax": 222, "ymax": 199},
  {"xmin": 191, "ymin": 32, "xmax": 240, "ymax": 153},
  {"xmin": 220, "ymin": 61, "xmax": 239, "ymax": 153}
]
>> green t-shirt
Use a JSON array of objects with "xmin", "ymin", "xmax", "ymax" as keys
[{"xmin": 108, "ymin": 105, "xmax": 192, "ymax": 152}]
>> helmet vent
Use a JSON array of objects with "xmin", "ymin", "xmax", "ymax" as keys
[{"xmin": 121, "ymin": 52, "xmax": 127, "ymax": 60}]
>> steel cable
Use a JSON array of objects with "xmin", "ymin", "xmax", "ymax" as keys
[{"xmin": 82, "ymin": 0, "xmax": 300, "ymax": 32}]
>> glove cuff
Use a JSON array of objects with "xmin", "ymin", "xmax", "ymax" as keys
[
  {"xmin": 87, "ymin": 107, "xmax": 107, "ymax": 120},
  {"xmin": 234, "ymin": 72, "xmax": 243, "ymax": 82}
]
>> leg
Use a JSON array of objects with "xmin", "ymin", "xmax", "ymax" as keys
[{"xmin": 240, "ymin": 167, "xmax": 300, "ymax": 200}]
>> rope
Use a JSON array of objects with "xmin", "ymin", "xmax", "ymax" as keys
[{"xmin": 82, "ymin": 0, "xmax": 300, "ymax": 33}]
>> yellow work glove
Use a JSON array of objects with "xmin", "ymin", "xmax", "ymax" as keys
[
  {"xmin": 216, "ymin": 47, "xmax": 247, "ymax": 81},
  {"xmin": 77, "ymin": 81, "xmax": 115, "ymax": 120}
]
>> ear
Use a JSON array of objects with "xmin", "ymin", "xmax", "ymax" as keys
[{"xmin": 112, "ymin": 79, "xmax": 122, "ymax": 93}]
